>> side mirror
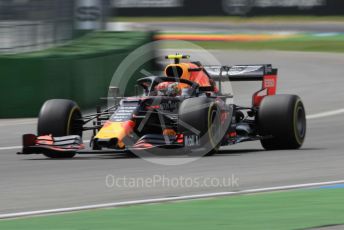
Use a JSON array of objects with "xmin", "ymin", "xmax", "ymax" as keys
[
  {"xmin": 108, "ymin": 86, "xmax": 120, "ymax": 107},
  {"xmin": 108, "ymin": 86, "xmax": 119, "ymax": 99},
  {"xmin": 134, "ymin": 85, "xmax": 139, "ymax": 96}
]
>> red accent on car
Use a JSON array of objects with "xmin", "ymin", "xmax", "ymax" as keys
[
  {"xmin": 177, "ymin": 139, "xmax": 183, "ymax": 144},
  {"xmin": 122, "ymin": 120, "xmax": 136, "ymax": 134},
  {"xmin": 176, "ymin": 134, "xmax": 184, "ymax": 143},
  {"xmin": 36, "ymin": 135, "xmax": 54, "ymax": 145},
  {"xmin": 228, "ymin": 132, "xmax": 237, "ymax": 137},
  {"xmin": 133, "ymin": 142, "xmax": 154, "ymax": 149},
  {"xmin": 145, "ymin": 105, "xmax": 160, "ymax": 110},
  {"xmin": 263, "ymin": 75, "xmax": 277, "ymax": 95},
  {"xmin": 252, "ymin": 74, "xmax": 277, "ymax": 107}
]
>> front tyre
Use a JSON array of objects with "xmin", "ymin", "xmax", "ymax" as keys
[
  {"xmin": 258, "ymin": 95, "xmax": 306, "ymax": 150},
  {"xmin": 178, "ymin": 98, "xmax": 225, "ymax": 156},
  {"xmin": 38, "ymin": 99, "xmax": 82, "ymax": 158}
]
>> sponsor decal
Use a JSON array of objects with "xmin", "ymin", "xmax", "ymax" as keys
[
  {"xmin": 111, "ymin": 106, "xmax": 137, "ymax": 122},
  {"xmin": 75, "ymin": 0, "xmax": 103, "ymax": 30},
  {"xmin": 263, "ymin": 78, "xmax": 275, "ymax": 88},
  {"xmin": 113, "ymin": 0, "xmax": 184, "ymax": 8},
  {"xmin": 228, "ymin": 65, "xmax": 262, "ymax": 75},
  {"xmin": 222, "ymin": 0, "xmax": 252, "ymax": 15},
  {"xmin": 222, "ymin": 0, "xmax": 326, "ymax": 15},
  {"xmin": 254, "ymin": 0, "xmax": 326, "ymax": 9},
  {"xmin": 160, "ymin": 100, "xmax": 178, "ymax": 111},
  {"xmin": 184, "ymin": 134, "xmax": 200, "ymax": 147}
]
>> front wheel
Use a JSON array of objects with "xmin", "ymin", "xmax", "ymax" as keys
[
  {"xmin": 258, "ymin": 95, "xmax": 306, "ymax": 150},
  {"xmin": 178, "ymin": 97, "xmax": 226, "ymax": 156},
  {"xmin": 37, "ymin": 99, "xmax": 83, "ymax": 158}
]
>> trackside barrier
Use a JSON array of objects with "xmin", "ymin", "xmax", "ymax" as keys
[
  {"xmin": 113, "ymin": 0, "xmax": 344, "ymax": 16},
  {"xmin": 0, "ymin": 31, "xmax": 155, "ymax": 118}
]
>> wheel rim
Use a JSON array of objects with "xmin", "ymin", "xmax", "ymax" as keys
[
  {"xmin": 296, "ymin": 105, "xmax": 306, "ymax": 138},
  {"xmin": 209, "ymin": 107, "xmax": 221, "ymax": 148}
]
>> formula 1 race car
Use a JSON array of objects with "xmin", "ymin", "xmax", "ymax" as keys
[{"xmin": 18, "ymin": 54, "xmax": 306, "ymax": 158}]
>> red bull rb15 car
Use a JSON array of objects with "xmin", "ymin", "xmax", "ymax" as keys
[{"xmin": 18, "ymin": 54, "xmax": 306, "ymax": 158}]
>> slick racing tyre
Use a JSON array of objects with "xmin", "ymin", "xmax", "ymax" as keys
[
  {"xmin": 38, "ymin": 99, "xmax": 83, "ymax": 158},
  {"xmin": 258, "ymin": 95, "xmax": 306, "ymax": 150},
  {"xmin": 178, "ymin": 97, "xmax": 225, "ymax": 156}
]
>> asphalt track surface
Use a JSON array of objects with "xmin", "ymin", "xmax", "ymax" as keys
[{"xmin": 1, "ymin": 50, "xmax": 344, "ymax": 216}]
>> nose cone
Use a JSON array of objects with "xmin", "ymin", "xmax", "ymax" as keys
[{"xmin": 95, "ymin": 120, "xmax": 135, "ymax": 148}]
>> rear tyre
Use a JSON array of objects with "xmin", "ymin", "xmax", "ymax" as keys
[
  {"xmin": 178, "ymin": 97, "xmax": 225, "ymax": 156},
  {"xmin": 258, "ymin": 95, "xmax": 306, "ymax": 150},
  {"xmin": 38, "ymin": 99, "xmax": 83, "ymax": 158}
]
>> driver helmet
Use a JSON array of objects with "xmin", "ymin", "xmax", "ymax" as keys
[{"xmin": 155, "ymin": 82, "xmax": 182, "ymax": 96}]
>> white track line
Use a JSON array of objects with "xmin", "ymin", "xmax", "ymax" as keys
[
  {"xmin": 0, "ymin": 108, "xmax": 343, "ymax": 151},
  {"xmin": 0, "ymin": 146, "xmax": 21, "ymax": 151},
  {"xmin": 306, "ymin": 108, "xmax": 344, "ymax": 120},
  {"xmin": 0, "ymin": 179, "xmax": 343, "ymax": 219},
  {"xmin": 0, "ymin": 121, "xmax": 36, "ymax": 127}
]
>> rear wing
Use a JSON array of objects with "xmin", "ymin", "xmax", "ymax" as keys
[
  {"xmin": 204, "ymin": 64, "xmax": 277, "ymax": 81},
  {"xmin": 204, "ymin": 64, "xmax": 278, "ymax": 107}
]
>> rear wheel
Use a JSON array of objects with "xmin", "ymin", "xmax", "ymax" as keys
[
  {"xmin": 258, "ymin": 95, "xmax": 306, "ymax": 150},
  {"xmin": 38, "ymin": 99, "xmax": 83, "ymax": 158}
]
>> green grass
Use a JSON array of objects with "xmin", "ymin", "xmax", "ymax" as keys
[
  {"xmin": 159, "ymin": 33, "xmax": 344, "ymax": 53},
  {"xmin": 116, "ymin": 16, "xmax": 344, "ymax": 23},
  {"xmin": 113, "ymin": 16, "xmax": 344, "ymax": 53},
  {"xmin": 1, "ymin": 188, "xmax": 344, "ymax": 230}
]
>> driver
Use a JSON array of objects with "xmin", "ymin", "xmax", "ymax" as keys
[{"xmin": 155, "ymin": 82, "xmax": 182, "ymax": 96}]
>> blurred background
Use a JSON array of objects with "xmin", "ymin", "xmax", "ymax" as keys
[
  {"xmin": 1, "ymin": 0, "xmax": 344, "ymax": 117},
  {"xmin": 0, "ymin": 0, "xmax": 75, "ymax": 53},
  {"xmin": 113, "ymin": 0, "xmax": 344, "ymax": 16},
  {"xmin": 1, "ymin": 2, "xmax": 344, "ymax": 229},
  {"xmin": 1, "ymin": 0, "xmax": 344, "ymax": 54}
]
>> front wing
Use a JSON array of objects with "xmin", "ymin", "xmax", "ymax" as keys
[{"xmin": 17, "ymin": 133, "xmax": 189, "ymax": 156}]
